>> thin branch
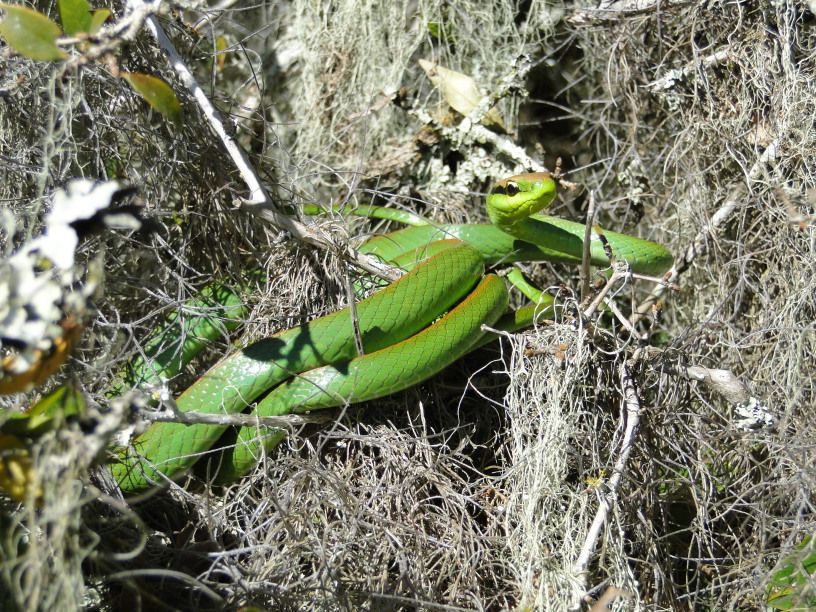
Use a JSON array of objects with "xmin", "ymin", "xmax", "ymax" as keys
[
  {"xmin": 571, "ymin": 362, "xmax": 642, "ymax": 607},
  {"xmin": 131, "ymin": 1, "xmax": 400, "ymax": 282},
  {"xmin": 410, "ymin": 105, "xmax": 546, "ymax": 172},
  {"xmin": 647, "ymin": 48, "xmax": 733, "ymax": 92},
  {"xmin": 580, "ymin": 190, "xmax": 597, "ymax": 303},
  {"xmin": 103, "ymin": 569, "xmax": 223, "ymax": 602},
  {"xmin": 583, "ymin": 265, "xmax": 630, "ymax": 318},
  {"xmin": 344, "ymin": 269, "xmax": 365, "ymax": 356},
  {"xmin": 410, "ymin": 56, "xmax": 546, "ymax": 172},
  {"xmin": 633, "ymin": 347, "xmax": 776, "ymax": 429},
  {"xmin": 191, "ymin": 0, "xmax": 239, "ymax": 33},
  {"xmin": 458, "ymin": 122, "xmax": 547, "ymax": 171},
  {"xmin": 569, "ymin": 0, "xmax": 692, "ymax": 24},
  {"xmin": 634, "ymin": 140, "xmax": 779, "ymax": 318},
  {"xmin": 138, "ymin": 402, "xmax": 331, "ymax": 429},
  {"xmin": 464, "ymin": 54, "xmax": 532, "ymax": 128},
  {"xmin": 62, "ymin": 0, "xmax": 162, "ymax": 68},
  {"xmin": 603, "ymin": 297, "xmax": 641, "ymax": 339}
]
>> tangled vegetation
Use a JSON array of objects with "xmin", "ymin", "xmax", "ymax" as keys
[{"xmin": 1, "ymin": 0, "xmax": 814, "ymax": 610}]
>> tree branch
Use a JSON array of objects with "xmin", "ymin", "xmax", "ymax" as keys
[
  {"xmin": 130, "ymin": 0, "xmax": 400, "ymax": 282},
  {"xmin": 635, "ymin": 140, "xmax": 779, "ymax": 318},
  {"xmin": 571, "ymin": 362, "xmax": 643, "ymax": 607}
]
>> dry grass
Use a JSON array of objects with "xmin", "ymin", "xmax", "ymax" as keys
[{"xmin": 1, "ymin": 0, "xmax": 815, "ymax": 610}]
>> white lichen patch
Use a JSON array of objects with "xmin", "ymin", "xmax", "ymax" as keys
[{"xmin": 1, "ymin": 180, "xmax": 122, "ymax": 372}]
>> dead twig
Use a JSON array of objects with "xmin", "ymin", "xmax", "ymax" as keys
[
  {"xmin": 647, "ymin": 48, "xmax": 733, "ymax": 92},
  {"xmin": 131, "ymin": 0, "xmax": 400, "ymax": 282},
  {"xmin": 135, "ymin": 398, "xmax": 331, "ymax": 429},
  {"xmin": 583, "ymin": 264, "xmax": 630, "ymax": 319},
  {"xmin": 569, "ymin": 0, "xmax": 691, "ymax": 25},
  {"xmin": 580, "ymin": 191, "xmax": 597, "ymax": 303},
  {"xmin": 411, "ymin": 56, "xmax": 546, "ymax": 172},
  {"xmin": 571, "ymin": 361, "xmax": 643, "ymax": 607},
  {"xmin": 634, "ymin": 347, "xmax": 776, "ymax": 430},
  {"xmin": 634, "ymin": 139, "xmax": 779, "ymax": 318},
  {"xmin": 463, "ymin": 54, "xmax": 532, "ymax": 129}
]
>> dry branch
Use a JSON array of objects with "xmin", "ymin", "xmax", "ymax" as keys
[
  {"xmin": 132, "ymin": 0, "xmax": 400, "ymax": 282},
  {"xmin": 635, "ymin": 139, "xmax": 779, "ymax": 318},
  {"xmin": 570, "ymin": 362, "xmax": 643, "ymax": 607},
  {"xmin": 412, "ymin": 56, "xmax": 546, "ymax": 172},
  {"xmin": 569, "ymin": 0, "xmax": 691, "ymax": 24},
  {"xmin": 136, "ymin": 401, "xmax": 331, "ymax": 429}
]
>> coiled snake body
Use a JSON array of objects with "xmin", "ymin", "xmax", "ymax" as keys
[{"xmin": 113, "ymin": 173, "xmax": 672, "ymax": 493}]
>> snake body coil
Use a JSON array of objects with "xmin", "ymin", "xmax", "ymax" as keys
[{"xmin": 113, "ymin": 172, "xmax": 672, "ymax": 493}]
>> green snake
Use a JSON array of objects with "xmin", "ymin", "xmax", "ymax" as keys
[{"xmin": 112, "ymin": 172, "xmax": 672, "ymax": 493}]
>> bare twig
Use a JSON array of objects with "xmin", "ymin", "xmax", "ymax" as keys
[
  {"xmin": 583, "ymin": 265, "xmax": 630, "ymax": 318},
  {"xmin": 411, "ymin": 104, "xmax": 546, "ymax": 172},
  {"xmin": 632, "ymin": 347, "xmax": 776, "ymax": 429},
  {"xmin": 131, "ymin": 0, "xmax": 400, "ymax": 282},
  {"xmin": 464, "ymin": 54, "xmax": 533, "ymax": 128},
  {"xmin": 577, "ymin": 261, "xmax": 652, "ymax": 345},
  {"xmin": 102, "ymin": 569, "xmax": 223, "ymax": 602},
  {"xmin": 191, "ymin": 0, "xmax": 239, "ymax": 33},
  {"xmin": 647, "ymin": 48, "xmax": 733, "ymax": 92},
  {"xmin": 569, "ymin": 0, "xmax": 691, "ymax": 24},
  {"xmin": 458, "ymin": 122, "xmax": 547, "ymax": 171},
  {"xmin": 671, "ymin": 363, "xmax": 752, "ymax": 406},
  {"xmin": 61, "ymin": 0, "xmax": 162, "ymax": 67},
  {"xmin": 612, "ymin": 344, "xmax": 778, "ymax": 435},
  {"xmin": 634, "ymin": 139, "xmax": 779, "ymax": 318},
  {"xmin": 410, "ymin": 56, "xmax": 546, "ymax": 172},
  {"xmin": 344, "ymin": 269, "xmax": 365, "ymax": 356},
  {"xmin": 580, "ymin": 191, "xmax": 597, "ymax": 303},
  {"xmin": 138, "ymin": 401, "xmax": 331, "ymax": 429},
  {"xmin": 603, "ymin": 297, "xmax": 641, "ymax": 338},
  {"xmin": 588, "ymin": 587, "xmax": 630, "ymax": 611},
  {"xmin": 571, "ymin": 362, "xmax": 643, "ymax": 607}
]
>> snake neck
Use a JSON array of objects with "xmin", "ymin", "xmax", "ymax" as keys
[{"xmin": 494, "ymin": 216, "xmax": 552, "ymax": 245}]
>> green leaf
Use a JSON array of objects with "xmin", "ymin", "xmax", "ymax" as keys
[
  {"xmin": 767, "ymin": 536, "xmax": 816, "ymax": 610},
  {"xmin": 122, "ymin": 72, "xmax": 183, "ymax": 125},
  {"xmin": 215, "ymin": 34, "xmax": 228, "ymax": 71},
  {"xmin": 57, "ymin": 0, "xmax": 91, "ymax": 35},
  {"xmin": 427, "ymin": 20, "xmax": 455, "ymax": 45},
  {"xmin": 1, "ymin": 385, "xmax": 85, "ymax": 438},
  {"xmin": 0, "ymin": 3, "xmax": 65, "ymax": 61},
  {"xmin": 88, "ymin": 8, "xmax": 109, "ymax": 35}
]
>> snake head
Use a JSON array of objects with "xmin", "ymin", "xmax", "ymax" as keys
[{"xmin": 487, "ymin": 172, "xmax": 557, "ymax": 230}]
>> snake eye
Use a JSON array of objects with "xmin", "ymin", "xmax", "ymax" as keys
[{"xmin": 506, "ymin": 181, "xmax": 519, "ymax": 196}]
